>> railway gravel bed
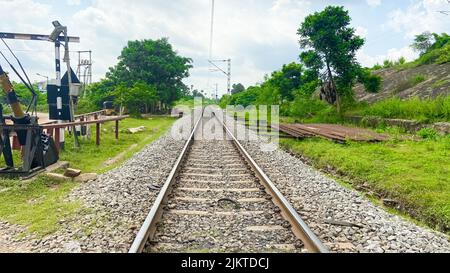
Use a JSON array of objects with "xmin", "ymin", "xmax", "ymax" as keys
[
  {"xmin": 144, "ymin": 126, "xmax": 306, "ymax": 253},
  {"xmin": 225, "ymin": 117, "xmax": 450, "ymax": 253}
]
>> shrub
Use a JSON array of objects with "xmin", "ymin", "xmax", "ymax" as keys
[
  {"xmin": 417, "ymin": 128, "xmax": 438, "ymax": 140},
  {"xmin": 363, "ymin": 74, "xmax": 382, "ymax": 93}
]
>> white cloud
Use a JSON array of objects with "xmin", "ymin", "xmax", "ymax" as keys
[
  {"xmin": 355, "ymin": 26, "xmax": 368, "ymax": 38},
  {"xmin": 387, "ymin": 0, "xmax": 450, "ymax": 38},
  {"xmin": 366, "ymin": 0, "xmax": 381, "ymax": 7},
  {"xmin": 66, "ymin": 0, "xmax": 312, "ymax": 96},
  {"xmin": 357, "ymin": 46, "xmax": 418, "ymax": 67},
  {"xmin": 67, "ymin": 0, "xmax": 81, "ymax": 6}
]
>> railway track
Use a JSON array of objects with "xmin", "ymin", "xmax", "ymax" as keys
[{"xmin": 129, "ymin": 110, "xmax": 328, "ymax": 253}]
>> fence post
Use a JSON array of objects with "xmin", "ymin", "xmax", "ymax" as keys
[
  {"xmin": 95, "ymin": 114, "xmax": 100, "ymax": 146},
  {"xmin": 115, "ymin": 120, "xmax": 119, "ymax": 140}
]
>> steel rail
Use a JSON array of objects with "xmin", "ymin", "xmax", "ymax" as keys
[
  {"xmin": 128, "ymin": 110, "xmax": 203, "ymax": 253},
  {"xmin": 129, "ymin": 108, "xmax": 328, "ymax": 253},
  {"xmin": 216, "ymin": 112, "xmax": 329, "ymax": 253}
]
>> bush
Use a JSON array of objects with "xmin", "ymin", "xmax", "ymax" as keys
[
  {"xmin": 417, "ymin": 128, "xmax": 438, "ymax": 140},
  {"xmin": 362, "ymin": 74, "xmax": 382, "ymax": 93}
]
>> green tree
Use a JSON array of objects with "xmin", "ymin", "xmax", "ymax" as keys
[
  {"xmin": 106, "ymin": 38, "xmax": 192, "ymax": 112},
  {"xmin": 298, "ymin": 6, "xmax": 365, "ymax": 111},
  {"xmin": 231, "ymin": 83, "xmax": 245, "ymax": 94},
  {"xmin": 412, "ymin": 31, "xmax": 434, "ymax": 55},
  {"xmin": 268, "ymin": 62, "xmax": 305, "ymax": 101},
  {"xmin": 110, "ymin": 81, "xmax": 158, "ymax": 116}
]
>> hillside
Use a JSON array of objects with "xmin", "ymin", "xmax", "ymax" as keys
[{"xmin": 354, "ymin": 63, "xmax": 450, "ymax": 103}]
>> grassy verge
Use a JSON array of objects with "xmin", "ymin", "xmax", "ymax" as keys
[
  {"xmin": 347, "ymin": 96, "xmax": 450, "ymax": 123},
  {"xmin": 0, "ymin": 117, "xmax": 176, "ymax": 237},
  {"xmin": 61, "ymin": 117, "xmax": 176, "ymax": 173},
  {"xmin": 280, "ymin": 135, "xmax": 450, "ymax": 234}
]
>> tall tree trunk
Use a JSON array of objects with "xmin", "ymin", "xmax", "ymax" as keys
[{"xmin": 325, "ymin": 61, "xmax": 341, "ymax": 113}]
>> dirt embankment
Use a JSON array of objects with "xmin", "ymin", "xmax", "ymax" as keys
[{"xmin": 354, "ymin": 63, "xmax": 450, "ymax": 103}]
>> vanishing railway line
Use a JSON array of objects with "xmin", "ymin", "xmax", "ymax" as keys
[{"xmin": 129, "ymin": 109, "xmax": 328, "ymax": 253}]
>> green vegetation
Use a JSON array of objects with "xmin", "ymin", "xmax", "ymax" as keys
[
  {"xmin": 281, "ymin": 136, "xmax": 450, "ymax": 233},
  {"xmin": 220, "ymin": 6, "xmax": 382, "ymax": 120},
  {"xmin": 0, "ymin": 117, "xmax": 176, "ymax": 236},
  {"xmin": 0, "ymin": 177, "xmax": 81, "ymax": 236},
  {"xmin": 351, "ymin": 96, "xmax": 450, "ymax": 123},
  {"xmin": 0, "ymin": 82, "xmax": 48, "ymax": 114},
  {"xmin": 298, "ymin": 6, "xmax": 365, "ymax": 109}
]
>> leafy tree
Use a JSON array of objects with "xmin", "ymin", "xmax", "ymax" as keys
[
  {"xmin": 412, "ymin": 32, "xmax": 435, "ymax": 55},
  {"xmin": 268, "ymin": 62, "xmax": 305, "ymax": 101},
  {"xmin": 83, "ymin": 79, "xmax": 115, "ymax": 108},
  {"xmin": 298, "ymin": 6, "xmax": 365, "ymax": 111},
  {"xmin": 231, "ymin": 83, "xmax": 245, "ymax": 94},
  {"xmin": 110, "ymin": 81, "xmax": 158, "ymax": 116},
  {"xmin": 106, "ymin": 38, "xmax": 192, "ymax": 112}
]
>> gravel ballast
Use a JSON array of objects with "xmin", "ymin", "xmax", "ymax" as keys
[{"xmin": 224, "ymin": 116, "xmax": 450, "ymax": 253}]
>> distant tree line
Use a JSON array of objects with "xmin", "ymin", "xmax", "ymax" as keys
[{"xmin": 221, "ymin": 6, "xmax": 450, "ymax": 120}]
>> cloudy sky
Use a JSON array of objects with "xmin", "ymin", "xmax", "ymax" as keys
[{"xmin": 1, "ymin": 0, "xmax": 450, "ymax": 97}]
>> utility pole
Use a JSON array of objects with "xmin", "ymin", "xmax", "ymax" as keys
[
  {"xmin": 209, "ymin": 59, "xmax": 232, "ymax": 95},
  {"xmin": 76, "ymin": 50, "xmax": 92, "ymax": 97},
  {"xmin": 215, "ymin": 83, "xmax": 219, "ymax": 102}
]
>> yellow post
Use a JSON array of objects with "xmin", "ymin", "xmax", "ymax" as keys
[{"xmin": 0, "ymin": 70, "xmax": 25, "ymax": 119}]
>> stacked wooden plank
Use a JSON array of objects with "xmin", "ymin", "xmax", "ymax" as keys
[{"xmin": 276, "ymin": 124, "xmax": 389, "ymax": 143}]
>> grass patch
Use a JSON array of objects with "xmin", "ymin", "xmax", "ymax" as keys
[
  {"xmin": 280, "ymin": 136, "xmax": 450, "ymax": 233},
  {"xmin": 0, "ymin": 116, "xmax": 176, "ymax": 236},
  {"xmin": 350, "ymin": 96, "xmax": 450, "ymax": 123},
  {"xmin": 60, "ymin": 117, "xmax": 176, "ymax": 173},
  {"xmin": 0, "ymin": 177, "xmax": 81, "ymax": 236}
]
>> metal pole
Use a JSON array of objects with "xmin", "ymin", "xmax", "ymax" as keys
[
  {"xmin": 63, "ymin": 28, "xmax": 80, "ymax": 148},
  {"xmin": 227, "ymin": 59, "xmax": 231, "ymax": 95},
  {"xmin": 54, "ymin": 41, "xmax": 66, "ymax": 150},
  {"xmin": 209, "ymin": 0, "xmax": 215, "ymax": 60}
]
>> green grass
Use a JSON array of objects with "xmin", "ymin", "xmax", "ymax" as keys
[
  {"xmin": 61, "ymin": 117, "xmax": 176, "ymax": 173},
  {"xmin": 281, "ymin": 136, "xmax": 450, "ymax": 233},
  {"xmin": 349, "ymin": 96, "xmax": 450, "ymax": 123},
  {"xmin": 0, "ymin": 117, "xmax": 176, "ymax": 236},
  {"xmin": 0, "ymin": 177, "xmax": 81, "ymax": 236}
]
